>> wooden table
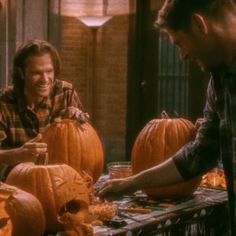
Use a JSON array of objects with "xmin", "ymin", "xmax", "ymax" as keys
[{"xmin": 94, "ymin": 187, "xmax": 228, "ymax": 236}]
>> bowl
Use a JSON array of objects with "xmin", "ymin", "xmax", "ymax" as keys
[{"xmin": 107, "ymin": 161, "xmax": 132, "ymax": 179}]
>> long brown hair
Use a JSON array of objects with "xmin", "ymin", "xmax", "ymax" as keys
[{"xmin": 12, "ymin": 39, "xmax": 61, "ymax": 93}]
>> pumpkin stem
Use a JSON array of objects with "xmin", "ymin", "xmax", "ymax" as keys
[
  {"xmin": 35, "ymin": 153, "xmax": 49, "ymax": 165},
  {"xmin": 161, "ymin": 110, "xmax": 169, "ymax": 119}
]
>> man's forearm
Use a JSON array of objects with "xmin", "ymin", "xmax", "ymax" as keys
[{"xmin": 130, "ymin": 158, "xmax": 184, "ymax": 190}]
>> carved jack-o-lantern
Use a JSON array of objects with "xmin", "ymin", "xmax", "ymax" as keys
[
  {"xmin": 0, "ymin": 182, "xmax": 45, "ymax": 236},
  {"xmin": 6, "ymin": 163, "xmax": 90, "ymax": 233}
]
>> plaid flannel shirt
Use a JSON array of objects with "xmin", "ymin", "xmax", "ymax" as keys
[
  {"xmin": 0, "ymin": 79, "xmax": 83, "ymax": 179},
  {"xmin": 173, "ymin": 59, "xmax": 236, "ymax": 235}
]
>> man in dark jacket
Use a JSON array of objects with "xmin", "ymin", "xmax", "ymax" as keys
[{"xmin": 99, "ymin": 0, "xmax": 236, "ymax": 235}]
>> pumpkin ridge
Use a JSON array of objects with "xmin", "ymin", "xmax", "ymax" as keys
[
  {"xmin": 61, "ymin": 123, "xmax": 69, "ymax": 164},
  {"xmin": 143, "ymin": 123, "xmax": 155, "ymax": 168},
  {"xmin": 31, "ymin": 165, "xmax": 56, "ymax": 226},
  {"xmin": 56, "ymin": 123, "xmax": 65, "ymax": 163},
  {"xmin": 185, "ymin": 119, "xmax": 195, "ymax": 138},
  {"xmin": 67, "ymin": 122, "xmax": 75, "ymax": 166},
  {"xmin": 167, "ymin": 120, "xmax": 179, "ymax": 158},
  {"xmin": 175, "ymin": 120, "xmax": 182, "ymax": 150},
  {"xmin": 75, "ymin": 123, "xmax": 83, "ymax": 168},
  {"xmin": 163, "ymin": 120, "xmax": 168, "ymax": 162},
  {"xmin": 48, "ymin": 165, "xmax": 63, "ymax": 216},
  {"xmin": 48, "ymin": 124, "xmax": 60, "ymax": 163},
  {"xmin": 63, "ymin": 122, "xmax": 69, "ymax": 164},
  {"xmin": 183, "ymin": 119, "xmax": 196, "ymax": 139},
  {"xmin": 28, "ymin": 165, "xmax": 56, "ymax": 225},
  {"xmin": 88, "ymin": 125, "xmax": 98, "ymax": 177},
  {"xmin": 42, "ymin": 123, "xmax": 55, "ymax": 157},
  {"xmin": 89, "ymin": 125, "xmax": 98, "ymax": 178},
  {"xmin": 78, "ymin": 124, "xmax": 86, "ymax": 172},
  {"xmin": 164, "ymin": 119, "xmax": 171, "ymax": 159},
  {"xmin": 149, "ymin": 122, "xmax": 157, "ymax": 165},
  {"xmin": 95, "ymin": 140, "xmax": 103, "ymax": 179},
  {"xmin": 155, "ymin": 120, "xmax": 165, "ymax": 165},
  {"xmin": 38, "ymin": 166, "xmax": 56, "ymax": 222}
]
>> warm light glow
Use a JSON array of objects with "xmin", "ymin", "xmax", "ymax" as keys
[{"xmin": 78, "ymin": 16, "xmax": 112, "ymax": 29}]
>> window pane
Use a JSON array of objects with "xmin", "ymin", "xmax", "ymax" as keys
[{"xmin": 158, "ymin": 32, "xmax": 189, "ymax": 117}]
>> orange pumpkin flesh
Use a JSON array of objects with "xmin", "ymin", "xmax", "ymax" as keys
[
  {"xmin": 6, "ymin": 163, "xmax": 90, "ymax": 233},
  {"xmin": 0, "ymin": 183, "xmax": 45, "ymax": 236},
  {"xmin": 132, "ymin": 117, "xmax": 201, "ymax": 199},
  {"xmin": 41, "ymin": 119, "xmax": 104, "ymax": 182}
]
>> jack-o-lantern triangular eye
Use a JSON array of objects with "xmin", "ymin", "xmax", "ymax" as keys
[
  {"xmin": 52, "ymin": 176, "xmax": 66, "ymax": 188},
  {"xmin": 73, "ymin": 174, "xmax": 83, "ymax": 184}
]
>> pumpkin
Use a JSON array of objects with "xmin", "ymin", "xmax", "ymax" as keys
[
  {"xmin": 0, "ymin": 182, "xmax": 45, "ymax": 236},
  {"xmin": 131, "ymin": 111, "xmax": 201, "ymax": 199},
  {"xmin": 6, "ymin": 163, "xmax": 90, "ymax": 233},
  {"xmin": 41, "ymin": 118, "xmax": 104, "ymax": 182}
]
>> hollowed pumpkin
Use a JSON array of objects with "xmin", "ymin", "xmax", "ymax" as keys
[
  {"xmin": 0, "ymin": 182, "xmax": 45, "ymax": 236},
  {"xmin": 41, "ymin": 119, "xmax": 104, "ymax": 182},
  {"xmin": 131, "ymin": 113, "xmax": 201, "ymax": 199},
  {"xmin": 6, "ymin": 163, "xmax": 90, "ymax": 233}
]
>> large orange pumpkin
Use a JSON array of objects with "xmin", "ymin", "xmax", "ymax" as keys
[
  {"xmin": 0, "ymin": 182, "xmax": 45, "ymax": 236},
  {"xmin": 41, "ymin": 119, "xmax": 104, "ymax": 182},
  {"xmin": 6, "ymin": 163, "xmax": 90, "ymax": 233},
  {"xmin": 131, "ymin": 112, "xmax": 201, "ymax": 199}
]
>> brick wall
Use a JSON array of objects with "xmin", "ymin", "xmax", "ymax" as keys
[{"xmin": 60, "ymin": 0, "xmax": 135, "ymax": 163}]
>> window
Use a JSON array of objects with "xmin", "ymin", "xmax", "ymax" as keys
[{"xmin": 157, "ymin": 32, "xmax": 189, "ymax": 117}]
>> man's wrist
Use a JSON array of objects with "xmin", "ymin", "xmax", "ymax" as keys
[
  {"xmin": 126, "ymin": 175, "xmax": 139, "ymax": 192},
  {"xmin": 0, "ymin": 148, "xmax": 20, "ymax": 166}
]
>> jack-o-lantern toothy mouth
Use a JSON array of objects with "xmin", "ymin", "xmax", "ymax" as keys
[{"xmin": 58, "ymin": 200, "xmax": 81, "ymax": 215}]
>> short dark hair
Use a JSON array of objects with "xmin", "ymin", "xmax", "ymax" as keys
[
  {"xmin": 12, "ymin": 39, "xmax": 61, "ymax": 92},
  {"xmin": 155, "ymin": 0, "xmax": 236, "ymax": 31}
]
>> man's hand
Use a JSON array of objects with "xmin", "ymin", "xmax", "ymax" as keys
[
  {"xmin": 59, "ymin": 106, "xmax": 89, "ymax": 123},
  {"xmin": 98, "ymin": 177, "xmax": 136, "ymax": 198},
  {"xmin": 17, "ymin": 134, "xmax": 48, "ymax": 163}
]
